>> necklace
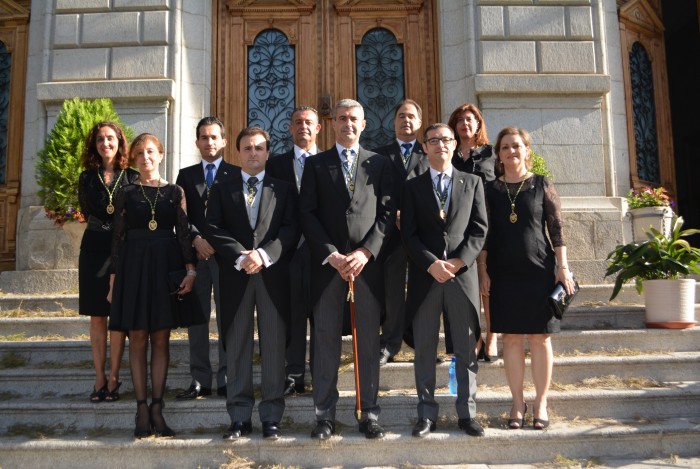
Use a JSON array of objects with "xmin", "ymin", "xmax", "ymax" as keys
[
  {"xmin": 139, "ymin": 181, "xmax": 162, "ymax": 231},
  {"xmin": 504, "ymin": 177, "xmax": 527, "ymax": 223},
  {"xmin": 97, "ymin": 168, "xmax": 125, "ymax": 215}
]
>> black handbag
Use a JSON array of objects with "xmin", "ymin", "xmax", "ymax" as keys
[
  {"xmin": 167, "ymin": 269, "xmax": 206, "ymax": 328},
  {"xmin": 168, "ymin": 270, "xmax": 187, "ymax": 295},
  {"xmin": 548, "ymin": 276, "xmax": 580, "ymax": 320}
]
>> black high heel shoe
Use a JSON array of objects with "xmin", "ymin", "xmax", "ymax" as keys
[
  {"xmin": 105, "ymin": 381, "xmax": 121, "ymax": 402},
  {"xmin": 507, "ymin": 402, "xmax": 528, "ymax": 430},
  {"xmin": 134, "ymin": 400, "xmax": 152, "ymax": 438},
  {"xmin": 150, "ymin": 398, "xmax": 176, "ymax": 437},
  {"xmin": 477, "ymin": 342, "xmax": 494, "ymax": 362}
]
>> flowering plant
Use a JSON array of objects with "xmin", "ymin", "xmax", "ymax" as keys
[
  {"xmin": 44, "ymin": 207, "xmax": 85, "ymax": 225},
  {"xmin": 626, "ymin": 186, "xmax": 672, "ymax": 210}
]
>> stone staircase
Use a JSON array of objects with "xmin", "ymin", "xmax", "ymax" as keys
[{"xmin": 0, "ymin": 286, "xmax": 699, "ymax": 468}]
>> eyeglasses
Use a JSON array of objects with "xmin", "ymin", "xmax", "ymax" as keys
[{"xmin": 426, "ymin": 137, "xmax": 455, "ymax": 146}]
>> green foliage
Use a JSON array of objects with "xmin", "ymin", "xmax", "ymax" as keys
[
  {"xmin": 35, "ymin": 98, "xmax": 133, "ymax": 224},
  {"xmin": 604, "ymin": 216, "xmax": 700, "ymax": 300},
  {"xmin": 627, "ymin": 186, "xmax": 672, "ymax": 209},
  {"xmin": 530, "ymin": 150, "xmax": 552, "ymax": 178}
]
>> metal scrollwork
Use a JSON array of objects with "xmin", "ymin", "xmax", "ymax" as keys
[
  {"xmin": 248, "ymin": 29, "xmax": 295, "ymax": 155},
  {"xmin": 630, "ymin": 42, "xmax": 660, "ymax": 184},
  {"xmin": 0, "ymin": 42, "xmax": 10, "ymax": 185},
  {"xmin": 356, "ymin": 28, "xmax": 404, "ymax": 148}
]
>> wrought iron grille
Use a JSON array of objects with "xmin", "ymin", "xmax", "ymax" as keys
[
  {"xmin": 248, "ymin": 29, "xmax": 294, "ymax": 155},
  {"xmin": 356, "ymin": 28, "xmax": 404, "ymax": 149},
  {"xmin": 630, "ymin": 42, "xmax": 660, "ymax": 184}
]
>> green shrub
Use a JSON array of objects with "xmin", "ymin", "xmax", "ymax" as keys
[
  {"xmin": 35, "ymin": 98, "xmax": 133, "ymax": 225},
  {"xmin": 530, "ymin": 150, "xmax": 552, "ymax": 178}
]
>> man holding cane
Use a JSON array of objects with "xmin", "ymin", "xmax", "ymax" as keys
[{"xmin": 299, "ymin": 99, "xmax": 395, "ymax": 440}]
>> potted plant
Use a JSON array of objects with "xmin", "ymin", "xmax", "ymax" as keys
[
  {"xmin": 605, "ymin": 216, "xmax": 700, "ymax": 328},
  {"xmin": 626, "ymin": 186, "xmax": 674, "ymax": 243}
]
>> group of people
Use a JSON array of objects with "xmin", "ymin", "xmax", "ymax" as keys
[{"xmin": 77, "ymin": 97, "xmax": 576, "ymax": 441}]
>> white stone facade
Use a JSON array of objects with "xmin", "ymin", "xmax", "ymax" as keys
[{"xmin": 16, "ymin": 0, "xmax": 631, "ymax": 284}]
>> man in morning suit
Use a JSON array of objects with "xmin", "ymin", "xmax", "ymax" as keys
[
  {"xmin": 205, "ymin": 126, "xmax": 298, "ymax": 440},
  {"xmin": 299, "ymin": 99, "xmax": 395, "ymax": 440},
  {"xmin": 266, "ymin": 105, "xmax": 322, "ymax": 395},
  {"xmin": 372, "ymin": 99, "xmax": 429, "ymax": 365},
  {"xmin": 401, "ymin": 123, "xmax": 488, "ymax": 438},
  {"xmin": 175, "ymin": 116, "xmax": 239, "ymax": 399}
]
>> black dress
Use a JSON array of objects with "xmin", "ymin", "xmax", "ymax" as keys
[
  {"xmin": 109, "ymin": 183, "xmax": 203, "ymax": 332},
  {"xmin": 78, "ymin": 168, "xmax": 140, "ymax": 317},
  {"xmin": 451, "ymin": 144, "xmax": 500, "ymax": 183},
  {"xmin": 485, "ymin": 175, "xmax": 565, "ymax": 334}
]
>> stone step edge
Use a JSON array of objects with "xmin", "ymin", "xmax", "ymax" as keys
[
  {"xmin": 1, "ymin": 381, "xmax": 697, "ymax": 408},
  {"xmin": 3, "ymin": 351, "xmax": 699, "ymax": 376},
  {"xmin": 0, "ymin": 418, "xmax": 697, "ymax": 468}
]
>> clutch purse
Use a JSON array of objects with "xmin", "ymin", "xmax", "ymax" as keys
[
  {"xmin": 168, "ymin": 269, "xmax": 187, "ymax": 295},
  {"xmin": 548, "ymin": 276, "xmax": 580, "ymax": 320}
]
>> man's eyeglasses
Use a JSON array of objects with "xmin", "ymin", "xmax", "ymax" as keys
[{"xmin": 426, "ymin": 137, "xmax": 455, "ymax": 146}]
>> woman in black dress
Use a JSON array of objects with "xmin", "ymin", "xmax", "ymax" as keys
[
  {"xmin": 108, "ymin": 133, "xmax": 199, "ymax": 438},
  {"xmin": 447, "ymin": 103, "xmax": 500, "ymax": 360},
  {"xmin": 478, "ymin": 127, "xmax": 575, "ymax": 430},
  {"xmin": 78, "ymin": 122, "xmax": 139, "ymax": 403}
]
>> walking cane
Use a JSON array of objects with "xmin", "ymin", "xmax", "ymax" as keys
[{"xmin": 347, "ymin": 279, "xmax": 362, "ymax": 420}]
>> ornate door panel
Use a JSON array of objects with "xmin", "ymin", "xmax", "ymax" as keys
[
  {"xmin": 619, "ymin": 0, "xmax": 676, "ymax": 199},
  {"xmin": 214, "ymin": 0, "xmax": 438, "ymax": 163},
  {"xmin": 0, "ymin": 0, "xmax": 30, "ymax": 271}
]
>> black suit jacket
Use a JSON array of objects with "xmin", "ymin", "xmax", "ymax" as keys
[
  {"xmin": 299, "ymin": 145, "xmax": 396, "ymax": 302},
  {"xmin": 266, "ymin": 150, "xmax": 298, "ymax": 191},
  {"xmin": 204, "ymin": 175, "xmax": 299, "ymax": 337},
  {"xmin": 372, "ymin": 140, "xmax": 430, "ymax": 254},
  {"xmin": 401, "ymin": 168, "xmax": 488, "ymax": 320},
  {"xmin": 176, "ymin": 160, "xmax": 240, "ymax": 239}
]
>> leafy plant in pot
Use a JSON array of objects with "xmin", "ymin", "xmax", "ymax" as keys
[
  {"xmin": 605, "ymin": 216, "xmax": 700, "ymax": 328},
  {"xmin": 626, "ymin": 186, "xmax": 674, "ymax": 243}
]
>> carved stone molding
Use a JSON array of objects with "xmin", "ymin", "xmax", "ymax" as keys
[
  {"xmin": 619, "ymin": 0, "xmax": 664, "ymax": 35},
  {"xmin": 226, "ymin": 0, "xmax": 315, "ymax": 15},
  {"xmin": 334, "ymin": 0, "xmax": 423, "ymax": 14}
]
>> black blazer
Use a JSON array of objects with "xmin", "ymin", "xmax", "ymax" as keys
[
  {"xmin": 401, "ymin": 168, "xmax": 488, "ymax": 319},
  {"xmin": 451, "ymin": 144, "xmax": 499, "ymax": 183},
  {"xmin": 266, "ymin": 149, "xmax": 298, "ymax": 190},
  {"xmin": 372, "ymin": 140, "xmax": 430, "ymax": 253},
  {"xmin": 299, "ymin": 145, "xmax": 395, "ymax": 301},
  {"xmin": 175, "ymin": 160, "xmax": 240, "ymax": 239},
  {"xmin": 204, "ymin": 174, "xmax": 299, "ymax": 336}
]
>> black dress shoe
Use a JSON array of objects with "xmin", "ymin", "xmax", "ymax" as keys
[
  {"xmin": 223, "ymin": 421, "xmax": 252, "ymax": 440},
  {"xmin": 379, "ymin": 348, "xmax": 393, "ymax": 366},
  {"xmin": 283, "ymin": 374, "xmax": 305, "ymax": 396},
  {"xmin": 359, "ymin": 419, "xmax": 385, "ymax": 439},
  {"xmin": 412, "ymin": 418, "xmax": 436, "ymax": 438},
  {"xmin": 262, "ymin": 421, "xmax": 281, "ymax": 439},
  {"xmin": 458, "ymin": 418, "xmax": 485, "ymax": 437},
  {"xmin": 176, "ymin": 382, "xmax": 212, "ymax": 399},
  {"xmin": 216, "ymin": 386, "xmax": 227, "ymax": 397},
  {"xmin": 310, "ymin": 420, "xmax": 335, "ymax": 440}
]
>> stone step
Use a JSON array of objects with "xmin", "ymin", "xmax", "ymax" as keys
[
  {"xmin": 2, "ymin": 351, "xmax": 699, "ymax": 400},
  {"xmin": 0, "ymin": 382, "xmax": 697, "ymax": 433},
  {"xmin": 3, "ymin": 326, "xmax": 699, "ymax": 368},
  {"xmin": 0, "ymin": 418, "xmax": 698, "ymax": 469}
]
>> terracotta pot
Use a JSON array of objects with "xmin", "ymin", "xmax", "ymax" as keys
[
  {"xmin": 643, "ymin": 278, "xmax": 697, "ymax": 328},
  {"xmin": 629, "ymin": 206, "xmax": 673, "ymax": 243}
]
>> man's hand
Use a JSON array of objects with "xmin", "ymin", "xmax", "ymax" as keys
[
  {"xmin": 444, "ymin": 257, "xmax": 465, "ymax": 274},
  {"xmin": 240, "ymin": 249, "xmax": 264, "ymax": 275},
  {"xmin": 340, "ymin": 248, "xmax": 371, "ymax": 280},
  {"xmin": 428, "ymin": 260, "xmax": 456, "ymax": 284},
  {"xmin": 193, "ymin": 236, "xmax": 215, "ymax": 260}
]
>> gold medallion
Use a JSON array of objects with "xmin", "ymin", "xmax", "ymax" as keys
[
  {"xmin": 440, "ymin": 209, "xmax": 447, "ymax": 220},
  {"xmin": 106, "ymin": 203, "xmax": 115, "ymax": 215},
  {"xmin": 148, "ymin": 219, "xmax": 158, "ymax": 231},
  {"xmin": 509, "ymin": 212, "xmax": 518, "ymax": 224},
  {"xmin": 348, "ymin": 182, "xmax": 355, "ymax": 192}
]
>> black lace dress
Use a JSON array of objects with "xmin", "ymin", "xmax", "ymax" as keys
[
  {"xmin": 109, "ymin": 183, "xmax": 203, "ymax": 332},
  {"xmin": 484, "ymin": 175, "xmax": 565, "ymax": 334},
  {"xmin": 78, "ymin": 168, "xmax": 140, "ymax": 317}
]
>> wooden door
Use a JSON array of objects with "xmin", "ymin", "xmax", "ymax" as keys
[
  {"xmin": 213, "ymin": 0, "xmax": 439, "ymax": 163},
  {"xmin": 0, "ymin": 0, "xmax": 30, "ymax": 271},
  {"xmin": 619, "ymin": 0, "xmax": 676, "ymax": 199}
]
